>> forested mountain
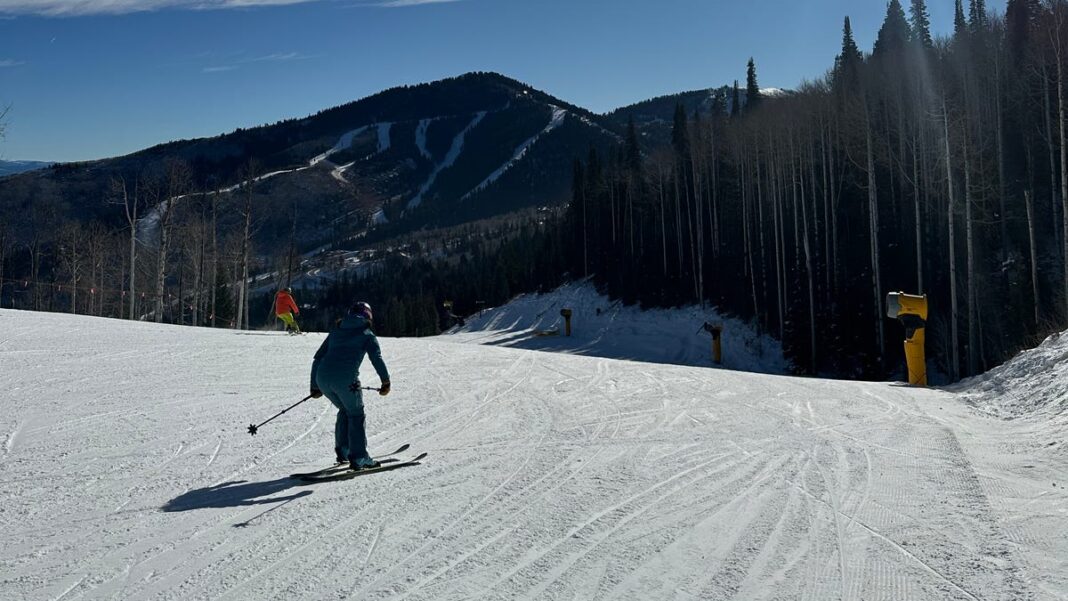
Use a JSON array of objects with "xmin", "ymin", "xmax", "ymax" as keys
[
  {"xmin": 0, "ymin": 160, "xmax": 52, "ymax": 177},
  {"xmin": 3, "ymin": 0, "xmax": 1060, "ymax": 383},
  {"xmin": 0, "ymin": 72, "xmax": 617, "ymax": 252},
  {"xmin": 0, "ymin": 73, "xmax": 618, "ymax": 331}
]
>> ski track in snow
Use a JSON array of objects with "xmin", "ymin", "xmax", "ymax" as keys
[
  {"xmin": 376, "ymin": 122, "xmax": 393, "ymax": 154},
  {"xmin": 461, "ymin": 107, "xmax": 568, "ymax": 201},
  {"xmin": 4, "ymin": 420, "xmax": 22, "ymax": 456},
  {"xmin": 0, "ymin": 308, "xmax": 1061, "ymax": 601},
  {"xmin": 415, "ymin": 118, "xmax": 434, "ymax": 160}
]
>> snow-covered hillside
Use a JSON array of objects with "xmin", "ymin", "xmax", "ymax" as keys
[
  {"xmin": 1, "ymin": 309, "xmax": 1064, "ymax": 600},
  {"xmin": 447, "ymin": 282, "xmax": 788, "ymax": 374},
  {"xmin": 953, "ymin": 331, "xmax": 1068, "ymax": 422}
]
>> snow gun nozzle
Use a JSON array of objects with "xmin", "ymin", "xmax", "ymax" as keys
[{"xmin": 247, "ymin": 424, "xmax": 259, "ymax": 436}]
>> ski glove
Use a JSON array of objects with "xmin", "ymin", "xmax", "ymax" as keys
[
  {"xmin": 379, "ymin": 381, "xmax": 391, "ymax": 396},
  {"xmin": 310, "ymin": 389, "xmax": 323, "ymax": 399}
]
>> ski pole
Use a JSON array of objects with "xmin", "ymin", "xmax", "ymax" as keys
[{"xmin": 247, "ymin": 394, "xmax": 314, "ymax": 436}]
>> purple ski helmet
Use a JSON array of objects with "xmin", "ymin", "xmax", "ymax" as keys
[{"xmin": 350, "ymin": 301, "xmax": 373, "ymax": 322}]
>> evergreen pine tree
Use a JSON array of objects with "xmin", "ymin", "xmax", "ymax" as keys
[
  {"xmin": 1005, "ymin": 0, "xmax": 1033, "ymax": 61},
  {"xmin": 954, "ymin": 0, "xmax": 968, "ymax": 38},
  {"xmin": 730, "ymin": 80, "xmax": 742, "ymax": 117},
  {"xmin": 909, "ymin": 0, "xmax": 933, "ymax": 49},
  {"xmin": 873, "ymin": 0, "xmax": 911, "ymax": 59},
  {"xmin": 969, "ymin": 0, "xmax": 987, "ymax": 31},
  {"xmin": 569, "ymin": 158, "xmax": 586, "ymax": 272},
  {"xmin": 625, "ymin": 117, "xmax": 642, "ymax": 173},
  {"xmin": 835, "ymin": 16, "xmax": 864, "ymax": 89},
  {"xmin": 672, "ymin": 103, "xmax": 690, "ymax": 159},
  {"xmin": 746, "ymin": 58, "xmax": 762, "ymax": 111}
]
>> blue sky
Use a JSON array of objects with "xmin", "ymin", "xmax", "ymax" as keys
[{"xmin": 0, "ymin": 0, "xmax": 1005, "ymax": 162}]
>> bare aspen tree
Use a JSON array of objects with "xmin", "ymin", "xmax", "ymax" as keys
[
  {"xmin": 211, "ymin": 191, "xmax": 219, "ymax": 328},
  {"xmin": 1026, "ymin": 189, "xmax": 1041, "ymax": 327},
  {"xmin": 865, "ymin": 103, "xmax": 886, "ymax": 365},
  {"xmin": 235, "ymin": 160, "xmax": 257, "ymax": 330},
  {"xmin": 1055, "ymin": 4, "xmax": 1068, "ymax": 320},
  {"xmin": 943, "ymin": 98, "xmax": 961, "ymax": 380},
  {"xmin": 799, "ymin": 137, "xmax": 817, "ymax": 373},
  {"xmin": 109, "ymin": 176, "xmax": 140, "ymax": 320},
  {"xmin": 963, "ymin": 124, "xmax": 978, "ymax": 376},
  {"xmin": 0, "ymin": 223, "xmax": 10, "ymax": 307},
  {"xmin": 57, "ymin": 222, "xmax": 84, "ymax": 314},
  {"xmin": 151, "ymin": 161, "xmax": 191, "ymax": 323}
]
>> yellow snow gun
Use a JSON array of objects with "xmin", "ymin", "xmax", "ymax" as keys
[{"xmin": 886, "ymin": 292, "xmax": 928, "ymax": 386}]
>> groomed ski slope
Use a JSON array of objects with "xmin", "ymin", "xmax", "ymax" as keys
[{"xmin": 1, "ymin": 309, "xmax": 1063, "ymax": 600}]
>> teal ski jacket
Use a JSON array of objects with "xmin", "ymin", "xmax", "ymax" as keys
[{"xmin": 310, "ymin": 315, "xmax": 390, "ymax": 391}]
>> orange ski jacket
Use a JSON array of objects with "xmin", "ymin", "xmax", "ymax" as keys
[{"xmin": 275, "ymin": 290, "xmax": 299, "ymax": 316}]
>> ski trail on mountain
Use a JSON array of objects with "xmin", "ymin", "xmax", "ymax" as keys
[
  {"xmin": 407, "ymin": 111, "xmax": 487, "ymax": 210},
  {"xmin": 462, "ymin": 107, "xmax": 568, "ymax": 200}
]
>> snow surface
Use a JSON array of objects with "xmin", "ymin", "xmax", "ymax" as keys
[
  {"xmin": 310, "ymin": 126, "xmax": 371, "ymax": 167},
  {"xmin": 407, "ymin": 111, "xmax": 487, "ymax": 211},
  {"xmin": 1, "ymin": 308, "xmax": 1063, "ymax": 600},
  {"xmin": 447, "ymin": 282, "xmax": 788, "ymax": 374},
  {"xmin": 953, "ymin": 331, "xmax": 1068, "ymax": 422},
  {"xmin": 331, "ymin": 160, "xmax": 357, "ymax": 183},
  {"xmin": 415, "ymin": 118, "xmax": 434, "ymax": 161},
  {"xmin": 376, "ymin": 123, "xmax": 393, "ymax": 154},
  {"xmin": 461, "ymin": 107, "xmax": 568, "ymax": 201}
]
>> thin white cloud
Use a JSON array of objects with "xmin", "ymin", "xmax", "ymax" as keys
[
  {"xmin": 245, "ymin": 52, "xmax": 313, "ymax": 62},
  {"xmin": 201, "ymin": 51, "xmax": 314, "ymax": 72},
  {"xmin": 375, "ymin": 0, "xmax": 460, "ymax": 6},
  {"xmin": 0, "ymin": 59, "xmax": 24, "ymax": 67},
  {"xmin": 0, "ymin": 0, "xmax": 463, "ymax": 14},
  {"xmin": 0, "ymin": 0, "xmax": 321, "ymax": 17}
]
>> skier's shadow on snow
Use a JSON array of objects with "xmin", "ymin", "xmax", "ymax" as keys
[{"xmin": 161, "ymin": 477, "xmax": 312, "ymax": 513}]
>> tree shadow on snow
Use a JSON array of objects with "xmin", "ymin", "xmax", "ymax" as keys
[{"xmin": 161, "ymin": 476, "xmax": 311, "ymax": 513}]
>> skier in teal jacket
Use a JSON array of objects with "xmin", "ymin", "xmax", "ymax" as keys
[{"xmin": 310, "ymin": 301, "xmax": 391, "ymax": 469}]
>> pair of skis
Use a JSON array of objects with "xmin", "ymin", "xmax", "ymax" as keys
[{"xmin": 290, "ymin": 443, "xmax": 426, "ymax": 484}]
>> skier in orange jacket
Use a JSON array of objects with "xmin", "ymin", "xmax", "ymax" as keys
[{"xmin": 275, "ymin": 287, "xmax": 301, "ymax": 334}]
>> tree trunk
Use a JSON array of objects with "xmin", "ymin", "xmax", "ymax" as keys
[
  {"xmin": 211, "ymin": 192, "xmax": 218, "ymax": 328},
  {"xmin": 155, "ymin": 208, "xmax": 169, "ymax": 323},
  {"xmin": 799, "ymin": 147, "xmax": 817, "ymax": 374},
  {"xmin": 995, "ymin": 60, "xmax": 1009, "ymax": 262},
  {"xmin": 943, "ymin": 99, "xmax": 961, "ymax": 381},
  {"xmin": 865, "ymin": 106, "xmax": 885, "ymax": 367},
  {"xmin": 1026, "ymin": 190, "xmax": 1041, "ymax": 328},
  {"xmin": 964, "ymin": 125, "xmax": 978, "ymax": 376},
  {"xmin": 1058, "ymin": 30, "xmax": 1068, "ymax": 321},
  {"xmin": 913, "ymin": 128, "xmax": 924, "ymax": 294},
  {"xmin": 1044, "ymin": 61, "xmax": 1061, "ymax": 252}
]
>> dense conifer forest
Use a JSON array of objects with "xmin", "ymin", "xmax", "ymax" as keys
[{"xmin": 343, "ymin": 0, "xmax": 1068, "ymax": 381}]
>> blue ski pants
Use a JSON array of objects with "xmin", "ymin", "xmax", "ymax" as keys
[{"xmin": 317, "ymin": 375, "xmax": 369, "ymax": 463}]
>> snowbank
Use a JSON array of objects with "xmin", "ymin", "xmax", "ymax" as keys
[
  {"xmin": 445, "ymin": 282, "xmax": 789, "ymax": 374},
  {"xmin": 952, "ymin": 331, "xmax": 1068, "ymax": 421}
]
